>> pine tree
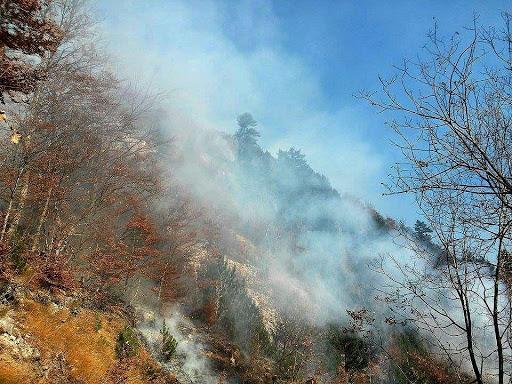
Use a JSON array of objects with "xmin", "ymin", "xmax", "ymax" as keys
[{"xmin": 414, "ymin": 220, "xmax": 433, "ymax": 243}]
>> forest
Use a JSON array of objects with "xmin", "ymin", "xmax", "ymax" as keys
[{"xmin": 1, "ymin": 1, "xmax": 512, "ymax": 384}]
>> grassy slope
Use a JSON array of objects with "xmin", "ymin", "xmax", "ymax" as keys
[{"xmin": 0, "ymin": 287, "xmax": 177, "ymax": 384}]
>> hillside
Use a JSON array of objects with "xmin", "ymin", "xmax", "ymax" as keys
[
  {"xmin": 0, "ymin": 280, "xmax": 177, "ymax": 383},
  {"xmin": 2, "ymin": 1, "xmax": 512, "ymax": 383}
]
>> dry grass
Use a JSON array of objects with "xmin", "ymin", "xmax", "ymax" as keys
[
  {"xmin": 0, "ymin": 297, "xmax": 177, "ymax": 384},
  {"xmin": 0, "ymin": 357, "xmax": 37, "ymax": 384},
  {"xmin": 19, "ymin": 300, "xmax": 122, "ymax": 383}
]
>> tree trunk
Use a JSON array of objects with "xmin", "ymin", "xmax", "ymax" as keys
[
  {"xmin": 494, "ymin": 235, "xmax": 505, "ymax": 384},
  {"xmin": 0, "ymin": 169, "xmax": 23, "ymax": 242},
  {"xmin": 31, "ymin": 185, "xmax": 53, "ymax": 252},
  {"xmin": 5, "ymin": 170, "xmax": 30, "ymax": 242},
  {"xmin": 0, "ymin": 198, "xmax": 14, "ymax": 243}
]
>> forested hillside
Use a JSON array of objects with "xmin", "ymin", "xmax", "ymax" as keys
[{"xmin": 1, "ymin": 1, "xmax": 512, "ymax": 384}]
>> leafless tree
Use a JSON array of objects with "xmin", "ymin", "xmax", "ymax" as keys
[
  {"xmin": 0, "ymin": 0, "xmax": 167, "ymax": 297},
  {"xmin": 272, "ymin": 315, "xmax": 314, "ymax": 381},
  {"xmin": 363, "ymin": 14, "xmax": 512, "ymax": 384}
]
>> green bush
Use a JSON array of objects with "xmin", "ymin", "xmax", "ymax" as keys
[
  {"xmin": 94, "ymin": 312, "xmax": 102, "ymax": 332},
  {"xmin": 327, "ymin": 325, "xmax": 372, "ymax": 372},
  {"xmin": 115, "ymin": 326, "xmax": 140, "ymax": 358},
  {"xmin": 143, "ymin": 364, "xmax": 158, "ymax": 380},
  {"xmin": 160, "ymin": 321, "xmax": 178, "ymax": 361}
]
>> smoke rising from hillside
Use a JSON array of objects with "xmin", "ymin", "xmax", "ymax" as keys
[
  {"xmin": 155, "ymin": 108, "xmax": 397, "ymax": 325},
  {"xmin": 95, "ymin": 0, "xmax": 400, "ymax": 325},
  {"xmin": 148, "ymin": 111, "xmax": 508, "ymax": 380},
  {"xmin": 96, "ymin": 1, "xmax": 509, "ymax": 381},
  {"xmin": 139, "ymin": 308, "xmax": 218, "ymax": 384}
]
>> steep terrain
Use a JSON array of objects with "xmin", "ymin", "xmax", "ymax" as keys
[
  {"xmin": 0, "ymin": 281, "xmax": 177, "ymax": 384},
  {"xmin": 0, "ymin": 1, "xmax": 493, "ymax": 383}
]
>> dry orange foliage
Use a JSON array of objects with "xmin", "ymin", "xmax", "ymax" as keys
[
  {"xmin": 0, "ymin": 358, "xmax": 37, "ymax": 384},
  {"xmin": 19, "ymin": 300, "xmax": 123, "ymax": 383}
]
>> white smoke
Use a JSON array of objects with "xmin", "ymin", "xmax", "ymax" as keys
[
  {"xmin": 95, "ymin": 2, "xmax": 510, "ymax": 381},
  {"xmin": 138, "ymin": 307, "xmax": 219, "ymax": 384}
]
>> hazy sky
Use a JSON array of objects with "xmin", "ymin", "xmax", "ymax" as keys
[{"xmin": 94, "ymin": 0, "xmax": 509, "ymax": 222}]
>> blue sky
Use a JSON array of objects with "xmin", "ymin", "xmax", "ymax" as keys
[{"xmin": 94, "ymin": 0, "xmax": 510, "ymax": 222}]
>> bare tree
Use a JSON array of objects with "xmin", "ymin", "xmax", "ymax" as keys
[
  {"xmin": 0, "ymin": 0, "xmax": 171, "ymax": 299},
  {"xmin": 272, "ymin": 315, "xmax": 314, "ymax": 381},
  {"xmin": 363, "ymin": 14, "xmax": 512, "ymax": 384}
]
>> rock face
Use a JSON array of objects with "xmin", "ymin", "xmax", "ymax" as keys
[
  {"xmin": 0, "ymin": 332, "xmax": 40, "ymax": 360},
  {"xmin": 0, "ymin": 311, "xmax": 40, "ymax": 361},
  {"xmin": 0, "ymin": 312, "xmax": 16, "ymax": 335}
]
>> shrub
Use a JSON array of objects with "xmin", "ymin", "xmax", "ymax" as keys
[
  {"xmin": 32, "ymin": 253, "xmax": 75, "ymax": 291},
  {"xmin": 389, "ymin": 330, "xmax": 468, "ymax": 384},
  {"xmin": 115, "ymin": 326, "xmax": 140, "ymax": 358},
  {"xmin": 143, "ymin": 364, "xmax": 158, "ymax": 380},
  {"xmin": 160, "ymin": 321, "xmax": 178, "ymax": 361},
  {"xmin": 94, "ymin": 312, "xmax": 102, "ymax": 332},
  {"xmin": 327, "ymin": 325, "xmax": 372, "ymax": 372}
]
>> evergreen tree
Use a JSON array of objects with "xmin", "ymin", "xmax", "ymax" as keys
[
  {"xmin": 414, "ymin": 220, "xmax": 433, "ymax": 242},
  {"xmin": 234, "ymin": 113, "xmax": 260, "ymax": 158}
]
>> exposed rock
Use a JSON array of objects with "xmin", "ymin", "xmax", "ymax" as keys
[
  {"xmin": 136, "ymin": 308, "xmax": 156, "ymax": 326},
  {"xmin": 0, "ymin": 283, "xmax": 23, "ymax": 305},
  {"xmin": 0, "ymin": 311, "xmax": 16, "ymax": 335},
  {"xmin": 0, "ymin": 332, "xmax": 40, "ymax": 360},
  {"xmin": 33, "ymin": 290, "xmax": 52, "ymax": 305}
]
